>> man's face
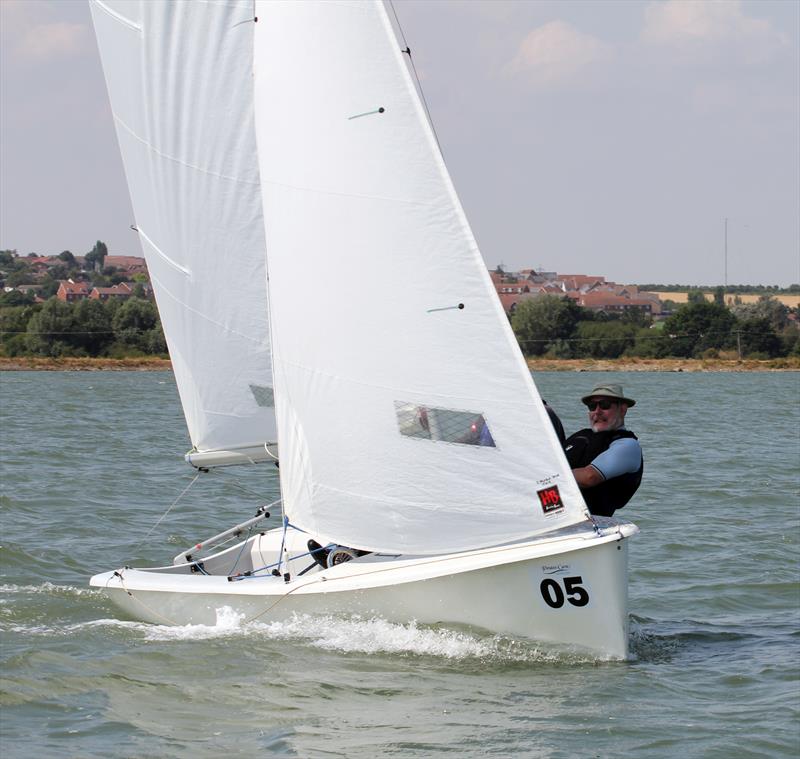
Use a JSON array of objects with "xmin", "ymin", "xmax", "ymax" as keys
[{"xmin": 586, "ymin": 397, "xmax": 627, "ymax": 432}]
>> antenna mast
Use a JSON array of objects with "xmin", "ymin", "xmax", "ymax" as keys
[{"xmin": 724, "ymin": 217, "xmax": 728, "ymax": 288}]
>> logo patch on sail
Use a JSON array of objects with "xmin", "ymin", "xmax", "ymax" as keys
[{"xmin": 537, "ymin": 485, "xmax": 563, "ymax": 514}]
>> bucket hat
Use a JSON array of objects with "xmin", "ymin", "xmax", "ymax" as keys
[{"xmin": 581, "ymin": 383, "xmax": 636, "ymax": 407}]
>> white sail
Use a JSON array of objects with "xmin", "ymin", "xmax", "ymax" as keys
[
  {"xmin": 90, "ymin": 0, "xmax": 277, "ymax": 467},
  {"xmin": 252, "ymin": 0, "xmax": 589, "ymax": 554}
]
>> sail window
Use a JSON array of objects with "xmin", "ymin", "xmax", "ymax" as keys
[
  {"xmin": 394, "ymin": 402, "xmax": 495, "ymax": 447},
  {"xmin": 250, "ymin": 384, "xmax": 275, "ymax": 407}
]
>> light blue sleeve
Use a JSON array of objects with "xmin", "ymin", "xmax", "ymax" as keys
[{"xmin": 590, "ymin": 437, "xmax": 642, "ymax": 480}]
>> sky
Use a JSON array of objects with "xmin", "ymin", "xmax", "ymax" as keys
[{"xmin": 1, "ymin": 0, "xmax": 798, "ymax": 287}]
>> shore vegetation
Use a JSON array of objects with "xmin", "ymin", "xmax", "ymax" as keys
[
  {"xmin": 510, "ymin": 295, "xmax": 798, "ymax": 361},
  {"xmin": 3, "ymin": 244, "xmax": 798, "ymax": 368},
  {"xmin": 0, "ymin": 294, "xmax": 166, "ymax": 360}
]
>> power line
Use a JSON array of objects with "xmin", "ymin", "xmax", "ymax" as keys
[{"xmin": 514, "ymin": 328, "xmax": 784, "ymax": 346}]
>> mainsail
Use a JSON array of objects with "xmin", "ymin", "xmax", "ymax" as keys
[
  {"xmin": 90, "ymin": 0, "xmax": 277, "ymax": 467},
  {"xmin": 252, "ymin": 1, "xmax": 589, "ymax": 554}
]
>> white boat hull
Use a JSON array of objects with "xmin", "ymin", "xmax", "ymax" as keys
[{"xmin": 91, "ymin": 518, "xmax": 638, "ymax": 659}]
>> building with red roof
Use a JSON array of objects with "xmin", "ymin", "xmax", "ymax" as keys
[
  {"xmin": 104, "ymin": 256, "xmax": 148, "ymax": 276},
  {"xmin": 56, "ymin": 280, "xmax": 90, "ymax": 302},
  {"xmin": 89, "ymin": 283, "xmax": 134, "ymax": 301}
]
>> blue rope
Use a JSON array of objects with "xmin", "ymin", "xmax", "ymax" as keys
[
  {"xmin": 276, "ymin": 516, "xmax": 290, "ymax": 574},
  {"xmin": 227, "ymin": 528, "xmax": 253, "ymax": 575},
  {"xmin": 230, "ymin": 543, "xmax": 336, "ymax": 581},
  {"xmin": 222, "ymin": 517, "xmax": 324, "ymax": 581}
]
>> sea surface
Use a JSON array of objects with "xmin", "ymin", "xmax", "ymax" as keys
[{"xmin": 1, "ymin": 370, "xmax": 798, "ymax": 758}]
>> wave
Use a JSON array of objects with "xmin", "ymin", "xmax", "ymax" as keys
[
  {"xmin": 627, "ymin": 613, "xmax": 784, "ymax": 664},
  {"xmin": 0, "ymin": 582, "xmax": 100, "ymax": 598},
  {"xmin": 5, "ymin": 606, "xmax": 603, "ymax": 663}
]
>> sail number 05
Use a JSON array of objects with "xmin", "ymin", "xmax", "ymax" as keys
[{"xmin": 539, "ymin": 576, "xmax": 590, "ymax": 608}]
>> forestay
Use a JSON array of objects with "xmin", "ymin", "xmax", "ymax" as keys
[
  {"xmin": 253, "ymin": 0, "xmax": 589, "ymax": 554},
  {"xmin": 90, "ymin": 0, "xmax": 277, "ymax": 467}
]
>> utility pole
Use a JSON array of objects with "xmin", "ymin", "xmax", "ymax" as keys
[{"xmin": 724, "ymin": 217, "xmax": 728, "ymax": 289}]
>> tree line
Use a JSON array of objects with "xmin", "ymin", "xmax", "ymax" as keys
[
  {"xmin": 510, "ymin": 295, "xmax": 799, "ymax": 359},
  {"xmin": 0, "ymin": 295, "xmax": 166, "ymax": 358},
  {"xmin": 636, "ymin": 283, "xmax": 799, "ymax": 294},
  {"xmin": 2, "ymin": 291, "xmax": 797, "ymax": 361},
  {"xmin": 2, "ymin": 248, "xmax": 798, "ymax": 360}
]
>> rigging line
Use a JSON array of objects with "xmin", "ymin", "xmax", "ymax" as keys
[
  {"xmin": 252, "ymin": 139, "xmax": 295, "ymax": 511},
  {"xmin": 214, "ymin": 469, "xmax": 280, "ymax": 500},
  {"xmin": 1, "ymin": 328, "xmax": 784, "ymax": 342},
  {"xmin": 276, "ymin": 516, "xmax": 290, "ymax": 576},
  {"xmin": 227, "ymin": 527, "xmax": 253, "ymax": 576},
  {"xmin": 2, "ymin": 330, "xmax": 121, "ymax": 335},
  {"xmin": 387, "ymin": 0, "xmax": 445, "ymax": 159},
  {"xmin": 244, "ymin": 576, "xmax": 316, "ymax": 624},
  {"xmin": 514, "ymin": 328, "xmax": 782, "ymax": 345},
  {"xmin": 113, "ymin": 571, "xmax": 179, "ymax": 626},
  {"xmin": 269, "ymin": 330, "xmax": 316, "ymax": 518},
  {"xmin": 233, "ymin": 544, "xmax": 324, "ymax": 579},
  {"xmin": 134, "ymin": 473, "xmax": 201, "ymax": 552}
]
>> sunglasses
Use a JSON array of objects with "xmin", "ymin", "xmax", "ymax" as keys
[{"xmin": 585, "ymin": 398, "xmax": 617, "ymax": 411}]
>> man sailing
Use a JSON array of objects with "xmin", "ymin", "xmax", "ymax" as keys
[{"xmin": 564, "ymin": 384, "xmax": 643, "ymax": 517}]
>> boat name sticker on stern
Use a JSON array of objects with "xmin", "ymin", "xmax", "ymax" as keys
[{"xmin": 537, "ymin": 485, "xmax": 564, "ymax": 515}]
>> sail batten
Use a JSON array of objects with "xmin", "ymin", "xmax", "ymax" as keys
[
  {"xmin": 138, "ymin": 230, "xmax": 192, "ymax": 277},
  {"xmin": 92, "ymin": 0, "xmax": 142, "ymax": 32}
]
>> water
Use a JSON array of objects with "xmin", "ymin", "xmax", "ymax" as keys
[{"xmin": 1, "ymin": 370, "xmax": 798, "ymax": 757}]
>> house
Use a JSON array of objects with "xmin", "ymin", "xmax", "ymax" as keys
[
  {"xmin": 27, "ymin": 256, "xmax": 56, "ymax": 274},
  {"xmin": 521, "ymin": 269, "xmax": 559, "ymax": 283},
  {"xmin": 56, "ymin": 280, "xmax": 90, "ymax": 302},
  {"xmin": 486, "ymin": 265, "xmax": 670, "ymax": 316},
  {"xmin": 559, "ymin": 275, "xmax": 607, "ymax": 293},
  {"xmin": 575, "ymin": 292, "xmax": 653, "ymax": 315},
  {"xmin": 8, "ymin": 284, "xmax": 43, "ymax": 294},
  {"xmin": 496, "ymin": 282, "xmax": 531, "ymax": 295},
  {"xmin": 487, "ymin": 266, "xmax": 669, "ymax": 316},
  {"xmin": 535, "ymin": 284, "xmax": 567, "ymax": 296},
  {"xmin": 498, "ymin": 292, "xmax": 538, "ymax": 315},
  {"xmin": 104, "ymin": 255, "xmax": 148, "ymax": 276},
  {"xmin": 89, "ymin": 283, "xmax": 134, "ymax": 301}
]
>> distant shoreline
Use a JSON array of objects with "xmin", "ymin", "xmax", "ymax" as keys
[
  {"xmin": 0, "ymin": 357, "xmax": 172, "ymax": 371},
  {"xmin": 525, "ymin": 357, "xmax": 799, "ymax": 372},
  {"xmin": 1, "ymin": 356, "xmax": 797, "ymax": 372}
]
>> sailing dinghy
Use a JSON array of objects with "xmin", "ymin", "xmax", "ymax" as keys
[{"xmin": 89, "ymin": 0, "xmax": 639, "ymax": 659}]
